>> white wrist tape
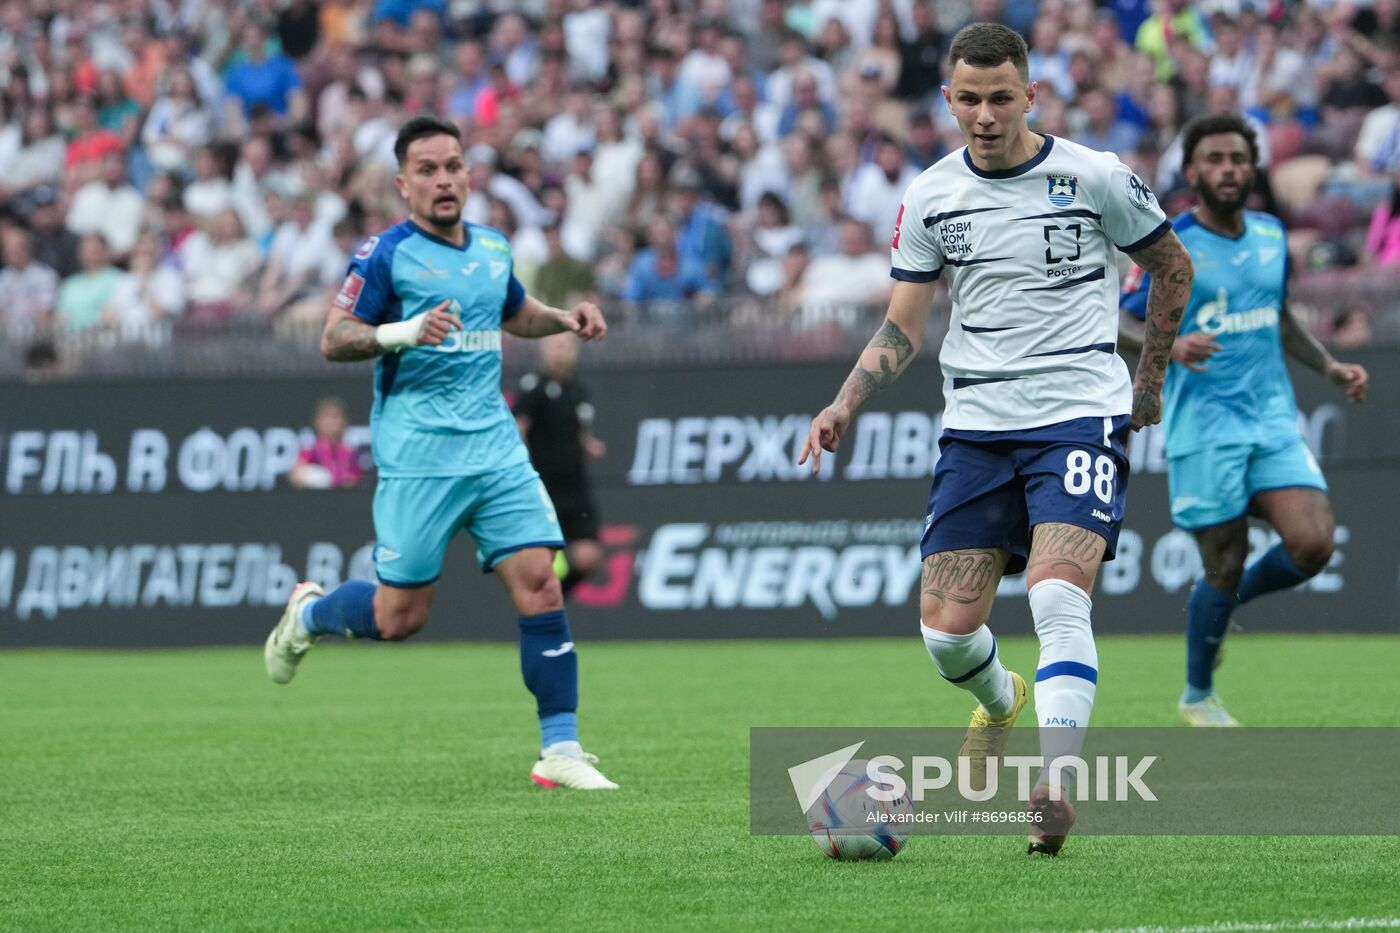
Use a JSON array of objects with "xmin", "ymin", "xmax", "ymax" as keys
[{"xmin": 374, "ymin": 316, "xmax": 427, "ymax": 351}]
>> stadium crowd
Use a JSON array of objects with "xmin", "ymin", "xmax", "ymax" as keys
[{"xmin": 1, "ymin": 0, "xmax": 1397, "ymax": 368}]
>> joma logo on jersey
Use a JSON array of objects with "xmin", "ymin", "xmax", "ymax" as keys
[
  {"xmin": 428, "ymin": 329, "xmax": 503, "ymax": 353},
  {"xmin": 1047, "ymin": 174, "xmax": 1078, "ymax": 207}
]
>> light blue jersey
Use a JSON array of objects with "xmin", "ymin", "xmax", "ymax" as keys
[
  {"xmin": 1123, "ymin": 210, "xmax": 1299, "ymax": 458},
  {"xmin": 338, "ymin": 220, "xmax": 528, "ymax": 477}
]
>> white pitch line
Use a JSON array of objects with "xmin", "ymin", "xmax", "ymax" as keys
[{"xmin": 1042, "ymin": 918, "xmax": 1400, "ymax": 933}]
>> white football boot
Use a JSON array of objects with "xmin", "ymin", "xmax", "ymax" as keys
[
  {"xmin": 530, "ymin": 745, "xmax": 620, "ymax": 790},
  {"xmin": 264, "ymin": 582, "xmax": 324, "ymax": 684},
  {"xmin": 1178, "ymin": 693, "xmax": 1241, "ymax": 727}
]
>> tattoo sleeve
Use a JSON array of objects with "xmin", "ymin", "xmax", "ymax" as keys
[
  {"xmin": 833, "ymin": 318, "xmax": 919, "ymax": 412},
  {"xmin": 322, "ymin": 315, "xmax": 385, "ymax": 361},
  {"xmin": 1279, "ymin": 303, "xmax": 1334, "ymax": 375},
  {"xmin": 1128, "ymin": 231, "xmax": 1193, "ymax": 389}
]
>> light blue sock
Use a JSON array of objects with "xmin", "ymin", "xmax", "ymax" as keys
[
  {"xmin": 304, "ymin": 580, "xmax": 381, "ymax": 639},
  {"xmin": 1237, "ymin": 543, "xmax": 1312, "ymax": 604}
]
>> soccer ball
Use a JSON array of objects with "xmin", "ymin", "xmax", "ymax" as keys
[{"xmin": 805, "ymin": 760, "xmax": 914, "ymax": 860}]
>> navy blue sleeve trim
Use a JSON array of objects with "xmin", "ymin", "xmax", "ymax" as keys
[
  {"xmin": 890, "ymin": 266, "xmax": 941, "ymax": 282},
  {"xmin": 1118, "ymin": 219, "xmax": 1172, "ymax": 253},
  {"xmin": 502, "ymin": 274, "xmax": 526, "ymax": 319}
]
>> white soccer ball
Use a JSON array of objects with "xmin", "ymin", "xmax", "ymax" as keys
[{"xmin": 805, "ymin": 760, "xmax": 914, "ymax": 860}]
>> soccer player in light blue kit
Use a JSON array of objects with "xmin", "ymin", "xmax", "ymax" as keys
[
  {"xmin": 1121, "ymin": 113, "xmax": 1369, "ymax": 726},
  {"xmin": 263, "ymin": 116, "xmax": 618, "ymax": 789}
]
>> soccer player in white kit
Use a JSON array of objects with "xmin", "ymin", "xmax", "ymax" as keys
[{"xmin": 800, "ymin": 23, "xmax": 1196, "ymax": 856}]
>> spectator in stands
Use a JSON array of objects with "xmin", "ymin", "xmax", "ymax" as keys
[
  {"xmin": 740, "ymin": 192, "xmax": 805, "ymax": 297},
  {"xmin": 103, "ymin": 231, "xmax": 185, "ymax": 341},
  {"xmin": 26, "ymin": 187, "xmax": 80, "ymax": 279},
  {"xmin": 63, "ymin": 97, "xmax": 124, "ymax": 185},
  {"xmin": 224, "ymin": 21, "xmax": 306, "ymax": 124},
  {"xmin": 621, "ymin": 214, "xmax": 718, "ymax": 311},
  {"xmin": 896, "ymin": 0, "xmax": 945, "ymax": 101},
  {"xmin": 1356, "ymin": 68, "xmax": 1400, "ymax": 179},
  {"xmin": 0, "ymin": 226, "xmax": 59, "ymax": 333},
  {"xmin": 847, "ymin": 11, "xmax": 903, "ymax": 93},
  {"xmin": 185, "ymin": 145, "xmax": 236, "ymax": 220},
  {"xmin": 447, "ymin": 40, "xmax": 490, "ymax": 121},
  {"xmin": 777, "ymin": 68, "xmax": 838, "ymax": 137},
  {"xmin": 797, "ymin": 217, "xmax": 891, "ymax": 325},
  {"xmin": 4, "ymin": 108, "xmax": 65, "ymax": 200},
  {"xmin": 57, "ymin": 234, "xmax": 123, "ymax": 332},
  {"xmin": 1075, "ymin": 86, "xmax": 1143, "ymax": 155},
  {"xmin": 142, "ymin": 68, "xmax": 214, "ymax": 174},
  {"xmin": 66, "ymin": 151, "xmax": 144, "ymax": 259},
  {"xmin": 669, "ymin": 166, "xmax": 733, "ymax": 288},
  {"xmin": 1135, "ymin": 0, "xmax": 1211, "ymax": 80},
  {"xmin": 290, "ymin": 396, "xmax": 367, "ymax": 489},
  {"xmin": 257, "ymin": 193, "xmax": 340, "ymax": 316},
  {"xmin": 1028, "ymin": 14, "xmax": 1076, "ymax": 101},
  {"xmin": 1365, "ymin": 175, "xmax": 1400, "ymax": 267},
  {"xmin": 846, "ymin": 135, "xmax": 919, "ymax": 238},
  {"xmin": 182, "ymin": 209, "xmax": 261, "ymax": 322},
  {"xmin": 532, "ymin": 221, "xmax": 599, "ymax": 309}
]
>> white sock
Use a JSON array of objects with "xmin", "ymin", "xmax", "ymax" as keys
[
  {"xmin": 1029, "ymin": 579, "xmax": 1098, "ymax": 788},
  {"xmin": 921, "ymin": 623, "xmax": 1016, "ymax": 718},
  {"xmin": 543, "ymin": 740, "xmax": 583, "ymax": 759}
]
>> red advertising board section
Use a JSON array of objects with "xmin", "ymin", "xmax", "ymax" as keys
[{"xmin": 2, "ymin": 350, "xmax": 1396, "ymax": 647}]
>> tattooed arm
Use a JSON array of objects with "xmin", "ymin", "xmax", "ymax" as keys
[
  {"xmin": 1125, "ymin": 230, "xmax": 1193, "ymax": 431},
  {"xmin": 1280, "ymin": 302, "xmax": 1369, "ymax": 402},
  {"xmin": 320, "ymin": 301, "xmax": 461, "ymax": 361},
  {"xmin": 799, "ymin": 279, "xmax": 938, "ymax": 473}
]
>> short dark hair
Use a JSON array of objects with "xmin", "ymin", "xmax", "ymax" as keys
[
  {"xmin": 948, "ymin": 23, "xmax": 1030, "ymax": 80},
  {"xmin": 1182, "ymin": 111, "xmax": 1259, "ymax": 167},
  {"xmin": 393, "ymin": 115, "xmax": 461, "ymax": 167}
]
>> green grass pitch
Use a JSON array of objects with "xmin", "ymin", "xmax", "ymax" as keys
[{"xmin": 3, "ymin": 634, "xmax": 1399, "ymax": 932}]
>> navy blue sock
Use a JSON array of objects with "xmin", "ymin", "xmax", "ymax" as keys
[
  {"xmin": 519, "ymin": 610, "xmax": 579, "ymax": 748},
  {"xmin": 1184, "ymin": 580, "xmax": 1238, "ymax": 702},
  {"xmin": 1238, "ymin": 543, "xmax": 1312, "ymax": 604},
  {"xmin": 304, "ymin": 580, "xmax": 381, "ymax": 639}
]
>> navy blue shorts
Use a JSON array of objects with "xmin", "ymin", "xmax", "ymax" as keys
[{"xmin": 920, "ymin": 415, "xmax": 1132, "ymax": 575}]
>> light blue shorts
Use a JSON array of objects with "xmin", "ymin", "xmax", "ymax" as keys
[
  {"xmin": 372, "ymin": 464, "xmax": 564, "ymax": 587},
  {"xmin": 1167, "ymin": 436, "xmax": 1327, "ymax": 530}
]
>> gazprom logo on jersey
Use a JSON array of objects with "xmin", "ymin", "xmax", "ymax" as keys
[
  {"xmin": 429, "ymin": 329, "xmax": 503, "ymax": 354},
  {"xmin": 1047, "ymin": 174, "xmax": 1078, "ymax": 207},
  {"xmin": 1196, "ymin": 288, "xmax": 1280, "ymax": 335}
]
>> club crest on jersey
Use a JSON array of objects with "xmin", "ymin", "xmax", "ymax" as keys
[
  {"xmin": 1047, "ymin": 174, "xmax": 1078, "ymax": 207},
  {"xmin": 354, "ymin": 236, "xmax": 379, "ymax": 260}
]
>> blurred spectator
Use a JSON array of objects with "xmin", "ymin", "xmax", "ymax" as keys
[
  {"xmin": 0, "ymin": 226, "xmax": 59, "ymax": 333},
  {"xmin": 185, "ymin": 145, "xmax": 236, "ymax": 219},
  {"xmin": 1075, "ymin": 87, "xmax": 1143, "ymax": 155},
  {"xmin": 777, "ymin": 68, "xmax": 838, "ymax": 137},
  {"xmin": 4, "ymin": 108, "xmax": 65, "ymax": 198},
  {"xmin": 27, "ymin": 187, "xmax": 81, "ymax": 279},
  {"xmin": 1331, "ymin": 306, "xmax": 1374, "ymax": 350},
  {"xmin": 1028, "ymin": 15, "xmax": 1076, "ymax": 101},
  {"xmin": 532, "ymin": 222, "xmax": 598, "ymax": 309},
  {"xmin": 895, "ymin": 1, "xmax": 945, "ymax": 102},
  {"xmin": 57, "ymin": 234, "xmax": 123, "ymax": 332},
  {"xmin": 1135, "ymin": 0, "xmax": 1211, "ymax": 80},
  {"xmin": 63, "ymin": 97, "xmax": 124, "ymax": 182},
  {"xmin": 290, "ymin": 396, "xmax": 367, "ymax": 489},
  {"xmin": 66, "ymin": 151, "xmax": 144, "ymax": 258},
  {"xmin": 846, "ymin": 136, "xmax": 919, "ymax": 238},
  {"xmin": 621, "ymin": 214, "xmax": 718, "ymax": 309},
  {"xmin": 740, "ymin": 192, "xmax": 805, "ymax": 297},
  {"xmin": 1365, "ymin": 178, "xmax": 1400, "ymax": 267},
  {"xmin": 1355, "ymin": 68, "xmax": 1400, "ymax": 179},
  {"xmin": 224, "ymin": 21, "xmax": 307, "ymax": 123},
  {"xmin": 670, "ymin": 167, "xmax": 733, "ymax": 287},
  {"xmin": 104, "ymin": 231, "xmax": 185, "ymax": 341},
  {"xmin": 257, "ymin": 194, "xmax": 342, "ymax": 316},
  {"xmin": 798, "ymin": 218, "xmax": 891, "ymax": 324},
  {"xmin": 142, "ymin": 68, "xmax": 215, "ymax": 173},
  {"xmin": 182, "ymin": 210, "xmax": 261, "ymax": 321}
]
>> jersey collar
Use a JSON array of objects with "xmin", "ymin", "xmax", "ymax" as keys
[
  {"xmin": 407, "ymin": 218, "xmax": 473, "ymax": 251},
  {"xmin": 962, "ymin": 134, "xmax": 1055, "ymax": 179}
]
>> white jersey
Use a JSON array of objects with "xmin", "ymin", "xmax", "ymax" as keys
[{"xmin": 889, "ymin": 134, "xmax": 1169, "ymax": 431}]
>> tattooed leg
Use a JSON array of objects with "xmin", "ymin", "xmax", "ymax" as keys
[
  {"xmin": 919, "ymin": 547, "xmax": 1009, "ymax": 635},
  {"xmin": 1026, "ymin": 522, "xmax": 1107, "ymax": 595}
]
